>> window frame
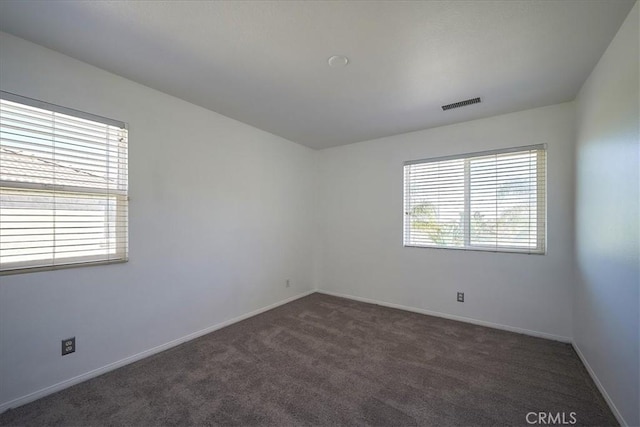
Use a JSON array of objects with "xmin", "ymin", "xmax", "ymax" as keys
[
  {"xmin": 0, "ymin": 91, "xmax": 129, "ymax": 275},
  {"xmin": 403, "ymin": 144, "xmax": 547, "ymax": 255}
]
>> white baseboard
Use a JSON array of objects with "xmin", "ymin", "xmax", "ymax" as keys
[
  {"xmin": 0, "ymin": 290, "xmax": 315, "ymax": 413},
  {"xmin": 572, "ymin": 342, "xmax": 627, "ymax": 427},
  {"xmin": 316, "ymin": 290, "xmax": 572, "ymax": 343}
]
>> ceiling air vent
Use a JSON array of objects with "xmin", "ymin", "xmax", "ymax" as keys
[{"xmin": 442, "ymin": 97, "xmax": 481, "ymax": 111}]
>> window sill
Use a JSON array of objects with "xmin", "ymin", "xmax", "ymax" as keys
[
  {"xmin": 0, "ymin": 259, "xmax": 129, "ymax": 276},
  {"xmin": 403, "ymin": 244, "xmax": 545, "ymax": 255}
]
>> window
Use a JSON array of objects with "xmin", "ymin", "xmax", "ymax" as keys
[
  {"xmin": 0, "ymin": 92, "xmax": 128, "ymax": 273},
  {"xmin": 404, "ymin": 145, "xmax": 546, "ymax": 254}
]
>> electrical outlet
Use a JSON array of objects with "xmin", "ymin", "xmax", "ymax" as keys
[
  {"xmin": 457, "ymin": 292, "xmax": 464, "ymax": 303},
  {"xmin": 286, "ymin": 279, "xmax": 291, "ymax": 288},
  {"xmin": 62, "ymin": 337, "xmax": 75, "ymax": 356}
]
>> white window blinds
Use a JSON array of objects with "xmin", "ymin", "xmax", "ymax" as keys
[
  {"xmin": 0, "ymin": 92, "xmax": 128, "ymax": 274},
  {"xmin": 404, "ymin": 145, "xmax": 546, "ymax": 254}
]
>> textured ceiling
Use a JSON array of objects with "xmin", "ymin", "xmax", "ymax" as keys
[{"xmin": 0, "ymin": 1, "xmax": 635, "ymax": 149}]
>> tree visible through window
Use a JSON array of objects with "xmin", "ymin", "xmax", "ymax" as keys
[
  {"xmin": 404, "ymin": 146, "xmax": 546, "ymax": 254},
  {"xmin": 0, "ymin": 92, "xmax": 128, "ymax": 273}
]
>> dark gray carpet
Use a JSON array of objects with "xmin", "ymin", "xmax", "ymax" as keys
[{"xmin": 0, "ymin": 293, "xmax": 617, "ymax": 426}]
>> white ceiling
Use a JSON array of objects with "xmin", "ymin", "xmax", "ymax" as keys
[{"xmin": 0, "ymin": 1, "xmax": 635, "ymax": 149}]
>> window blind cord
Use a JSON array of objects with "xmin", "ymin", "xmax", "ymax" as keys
[{"xmin": 53, "ymin": 112, "xmax": 57, "ymax": 265}]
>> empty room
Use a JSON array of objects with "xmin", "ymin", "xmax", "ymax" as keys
[{"xmin": 0, "ymin": 1, "xmax": 638, "ymax": 426}]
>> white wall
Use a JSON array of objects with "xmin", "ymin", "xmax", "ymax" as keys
[
  {"xmin": 574, "ymin": 3, "xmax": 639, "ymax": 426},
  {"xmin": 0, "ymin": 32, "xmax": 316, "ymax": 409},
  {"xmin": 317, "ymin": 103, "xmax": 576, "ymax": 340}
]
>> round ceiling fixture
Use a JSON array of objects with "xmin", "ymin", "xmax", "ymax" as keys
[{"xmin": 328, "ymin": 55, "xmax": 349, "ymax": 68}]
